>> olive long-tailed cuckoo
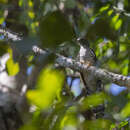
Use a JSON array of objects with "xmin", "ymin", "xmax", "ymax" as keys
[{"xmin": 77, "ymin": 38, "xmax": 102, "ymax": 94}]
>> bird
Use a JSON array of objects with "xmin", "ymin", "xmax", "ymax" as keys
[
  {"xmin": 77, "ymin": 38, "xmax": 97, "ymax": 66},
  {"xmin": 77, "ymin": 38, "xmax": 104, "ymax": 119},
  {"xmin": 77, "ymin": 38, "xmax": 102, "ymax": 94}
]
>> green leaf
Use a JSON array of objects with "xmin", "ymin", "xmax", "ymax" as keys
[
  {"xmin": 60, "ymin": 106, "xmax": 78, "ymax": 130},
  {"xmin": 6, "ymin": 49, "xmax": 19, "ymax": 76},
  {"xmin": 110, "ymin": 124, "xmax": 116, "ymax": 129},
  {"xmin": 118, "ymin": 121, "xmax": 128, "ymax": 128},
  {"xmin": 42, "ymin": 100, "xmax": 68, "ymax": 130},
  {"xmin": 28, "ymin": 11, "xmax": 35, "ymax": 19},
  {"xmin": 120, "ymin": 102, "xmax": 130, "ymax": 118},
  {"xmin": 39, "ymin": 10, "xmax": 75, "ymax": 48},
  {"xmin": 18, "ymin": 0, "xmax": 23, "ymax": 7},
  {"xmin": 112, "ymin": 14, "xmax": 119, "ymax": 24},
  {"xmin": 124, "ymin": 0, "xmax": 130, "ymax": 12},
  {"xmin": 99, "ymin": 4, "xmax": 110, "ymax": 13},
  {"xmin": 107, "ymin": 9, "xmax": 114, "ymax": 16},
  {"xmin": 122, "ymin": 64, "xmax": 128, "ymax": 76},
  {"xmin": 80, "ymin": 92, "xmax": 107, "ymax": 110},
  {"xmin": 83, "ymin": 119, "xmax": 111, "ymax": 130},
  {"xmin": 0, "ymin": 17, "xmax": 4, "ymax": 24},
  {"xmin": 115, "ymin": 19, "xmax": 122, "ymax": 30},
  {"xmin": 26, "ymin": 66, "xmax": 65, "ymax": 110},
  {"xmin": 108, "ymin": 60, "xmax": 118, "ymax": 70},
  {"xmin": 87, "ymin": 17, "xmax": 118, "ymax": 41},
  {"xmin": 0, "ymin": 0, "xmax": 7, "ymax": 4},
  {"xmin": 0, "ymin": 41, "xmax": 9, "ymax": 56},
  {"xmin": 111, "ymin": 14, "xmax": 122, "ymax": 30}
]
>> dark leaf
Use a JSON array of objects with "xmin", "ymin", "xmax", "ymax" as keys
[
  {"xmin": 0, "ymin": 41, "xmax": 9, "ymax": 56},
  {"xmin": 39, "ymin": 10, "xmax": 75, "ymax": 48}
]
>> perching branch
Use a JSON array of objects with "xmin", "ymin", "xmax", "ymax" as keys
[
  {"xmin": 1, "ymin": 27, "xmax": 130, "ymax": 88},
  {"xmin": 56, "ymin": 55, "xmax": 130, "ymax": 88},
  {"xmin": 32, "ymin": 46, "xmax": 130, "ymax": 88}
]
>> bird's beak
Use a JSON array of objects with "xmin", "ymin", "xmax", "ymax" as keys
[{"xmin": 77, "ymin": 37, "xmax": 81, "ymax": 42}]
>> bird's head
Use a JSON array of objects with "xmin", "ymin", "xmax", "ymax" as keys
[{"xmin": 77, "ymin": 37, "xmax": 90, "ymax": 47}]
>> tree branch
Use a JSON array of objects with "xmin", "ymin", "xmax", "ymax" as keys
[
  {"xmin": 33, "ymin": 46, "xmax": 130, "ymax": 88},
  {"xmin": 56, "ymin": 54, "xmax": 130, "ymax": 88},
  {"xmin": 0, "ymin": 28, "xmax": 22, "ymax": 41},
  {"xmin": 1, "ymin": 27, "xmax": 130, "ymax": 88},
  {"xmin": 113, "ymin": 6, "xmax": 130, "ymax": 17}
]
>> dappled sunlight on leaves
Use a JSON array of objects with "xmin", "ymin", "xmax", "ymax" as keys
[{"xmin": 0, "ymin": 0, "xmax": 129, "ymax": 129}]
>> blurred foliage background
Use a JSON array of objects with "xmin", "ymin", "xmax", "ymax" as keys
[{"xmin": 0, "ymin": 0, "xmax": 130, "ymax": 130}]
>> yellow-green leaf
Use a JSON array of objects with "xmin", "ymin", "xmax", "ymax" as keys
[
  {"xmin": 99, "ymin": 4, "xmax": 110, "ymax": 13},
  {"xmin": 0, "ymin": 18, "xmax": 4, "ymax": 24},
  {"xmin": 28, "ymin": 11, "xmax": 35, "ymax": 19},
  {"xmin": 112, "ymin": 14, "xmax": 119, "ymax": 24},
  {"xmin": 6, "ymin": 49, "xmax": 19, "ymax": 76},
  {"xmin": 28, "ymin": 0, "xmax": 33, "ymax": 7},
  {"xmin": 108, "ymin": 9, "xmax": 114, "ymax": 16},
  {"xmin": 6, "ymin": 56, "xmax": 19, "ymax": 76},
  {"xmin": 26, "ymin": 67, "xmax": 65, "ymax": 110},
  {"xmin": 18, "ymin": 0, "xmax": 23, "ymax": 7},
  {"xmin": 120, "ymin": 102, "xmax": 130, "ymax": 118},
  {"xmin": 115, "ymin": 19, "xmax": 122, "ymax": 30}
]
